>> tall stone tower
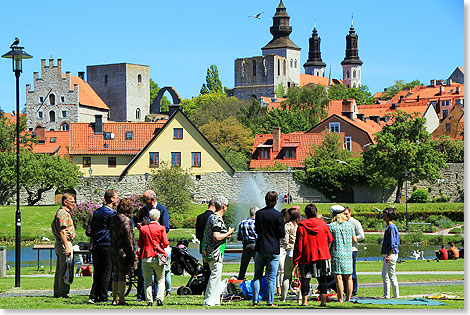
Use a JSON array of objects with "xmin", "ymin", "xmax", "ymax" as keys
[
  {"xmin": 341, "ymin": 23, "xmax": 363, "ymax": 88},
  {"xmin": 261, "ymin": 0, "xmax": 301, "ymax": 87},
  {"xmin": 86, "ymin": 63, "xmax": 149, "ymax": 122},
  {"xmin": 303, "ymin": 26, "xmax": 326, "ymax": 77}
]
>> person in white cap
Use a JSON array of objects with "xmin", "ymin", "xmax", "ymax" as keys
[{"xmin": 328, "ymin": 205, "xmax": 357, "ymax": 303}]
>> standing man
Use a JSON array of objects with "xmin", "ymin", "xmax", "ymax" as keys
[
  {"xmin": 195, "ymin": 199, "xmax": 216, "ymax": 282},
  {"xmin": 236, "ymin": 206, "xmax": 258, "ymax": 280},
  {"xmin": 202, "ymin": 196, "xmax": 234, "ymax": 306},
  {"xmin": 88, "ymin": 190, "xmax": 119, "ymax": 304},
  {"xmin": 252, "ymin": 191, "xmax": 285, "ymax": 307},
  {"xmin": 344, "ymin": 207, "xmax": 364, "ymax": 296},
  {"xmin": 51, "ymin": 193, "xmax": 76, "ymax": 298},
  {"xmin": 134, "ymin": 190, "xmax": 170, "ymax": 301}
]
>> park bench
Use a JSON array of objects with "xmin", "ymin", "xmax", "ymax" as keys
[{"xmin": 407, "ymin": 222, "xmax": 433, "ymax": 233}]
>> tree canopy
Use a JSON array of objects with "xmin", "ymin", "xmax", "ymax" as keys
[
  {"xmin": 435, "ymin": 135, "xmax": 464, "ymax": 163},
  {"xmin": 281, "ymin": 85, "xmax": 330, "ymax": 126},
  {"xmin": 362, "ymin": 111, "xmax": 446, "ymax": 203},
  {"xmin": 200, "ymin": 65, "xmax": 224, "ymax": 95},
  {"xmin": 381, "ymin": 80, "xmax": 423, "ymax": 100},
  {"xmin": 327, "ymin": 84, "xmax": 376, "ymax": 105}
]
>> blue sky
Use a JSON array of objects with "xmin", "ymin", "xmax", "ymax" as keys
[{"xmin": 0, "ymin": 0, "xmax": 464, "ymax": 114}]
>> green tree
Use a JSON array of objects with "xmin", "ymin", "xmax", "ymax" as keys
[
  {"xmin": 181, "ymin": 93, "xmax": 245, "ymax": 127},
  {"xmin": 237, "ymin": 99, "xmax": 267, "ymax": 135},
  {"xmin": 259, "ymin": 108, "xmax": 312, "ymax": 133},
  {"xmin": 200, "ymin": 65, "xmax": 224, "ymax": 95},
  {"xmin": 435, "ymin": 135, "xmax": 464, "ymax": 163},
  {"xmin": 20, "ymin": 152, "xmax": 82, "ymax": 205},
  {"xmin": 219, "ymin": 148, "xmax": 250, "ymax": 171},
  {"xmin": 148, "ymin": 161, "xmax": 195, "ymax": 224},
  {"xmin": 0, "ymin": 113, "xmax": 35, "ymax": 152},
  {"xmin": 199, "ymin": 116, "xmax": 253, "ymax": 155},
  {"xmin": 381, "ymin": 80, "xmax": 422, "ymax": 100},
  {"xmin": 327, "ymin": 84, "xmax": 376, "ymax": 105},
  {"xmin": 281, "ymin": 85, "xmax": 330, "ymax": 126},
  {"xmin": 274, "ymin": 84, "xmax": 286, "ymax": 98},
  {"xmin": 149, "ymin": 78, "xmax": 170, "ymax": 112},
  {"xmin": 302, "ymin": 132, "xmax": 365, "ymax": 201},
  {"xmin": 362, "ymin": 111, "xmax": 446, "ymax": 203}
]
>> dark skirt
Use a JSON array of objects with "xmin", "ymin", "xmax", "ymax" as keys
[{"xmin": 299, "ymin": 259, "xmax": 331, "ymax": 278}]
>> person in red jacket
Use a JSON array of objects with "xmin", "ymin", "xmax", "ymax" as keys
[
  {"xmin": 137, "ymin": 209, "xmax": 169, "ymax": 307},
  {"xmin": 293, "ymin": 204, "xmax": 333, "ymax": 307}
]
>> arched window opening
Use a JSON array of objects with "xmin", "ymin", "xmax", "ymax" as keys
[
  {"xmin": 104, "ymin": 75, "xmax": 108, "ymax": 84},
  {"xmin": 347, "ymin": 70, "xmax": 350, "ymax": 79},
  {"xmin": 49, "ymin": 94, "xmax": 55, "ymax": 105},
  {"xmin": 283, "ymin": 60, "xmax": 286, "ymax": 75},
  {"xmin": 242, "ymin": 61, "xmax": 246, "ymax": 76},
  {"xmin": 253, "ymin": 60, "xmax": 256, "ymax": 76},
  {"xmin": 290, "ymin": 59, "xmax": 293, "ymax": 68},
  {"xmin": 138, "ymin": 74, "xmax": 142, "ymax": 83},
  {"xmin": 49, "ymin": 111, "xmax": 55, "ymax": 122},
  {"xmin": 278, "ymin": 59, "xmax": 281, "ymax": 76},
  {"xmin": 353, "ymin": 70, "xmax": 356, "ymax": 78},
  {"xmin": 136, "ymin": 108, "xmax": 141, "ymax": 120},
  {"xmin": 294, "ymin": 59, "xmax": 297, "ymax": 68},
  {"xmin": 61, "ymin": 122, "xmax": 69, "ymax": 131}
]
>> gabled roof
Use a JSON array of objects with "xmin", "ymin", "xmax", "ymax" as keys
[
  {"xmin": 121, "ymin": 109, "xmax": 234, "ymax": 176},
  {"xmin": 31, "ymin": 130, "xmax": 70, "ymax": 156},
  {"xmin": 70, "ymin": 121, "xmax": 167, "ymax": 155},
  {"xmin": 300, "ymin": 73, "xmax": 343, "ymax": 87},
  {"xmin": 70, "ymin": 76, "xmax": 109, "ymax": 110},
  {"xmin": 249, "ymin": 131, "xmax": 325, "ymax": 169}
]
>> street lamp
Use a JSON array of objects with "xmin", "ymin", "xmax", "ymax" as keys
[
  {"xmin": 404, "ymin": 170, "xmax": 410, "ymax": 231},
  {"xmin": 2, "ymin": 41, "xmax": 33, "ymax": 287},
  {"xmin": 287, "ymin": 166, "xmax": 291, "ymax": 204}
]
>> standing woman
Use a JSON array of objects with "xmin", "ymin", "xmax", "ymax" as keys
[
  {"xmin": 138, "ymin": 209, "xmax": 170, "ymax": 306},
  {"xmin": 381, "ymin": 207, "xmax": 400, "ymax": 298},
  {"xmin": 328, "ymin": 205, "xmax": 357, "ymax": 303},
  {"xmin": 280, "ymin": 208, "xmax": 301, "ymax": 302},
  {"xmin": 293, "ymin": 204, "xmax": 332, "ymax": 307},
  {"xmin": 110, "ymin": 198, "xmax": 136, "ymax": 306},
  {"xmin": 276, "ymin": 208, "xmax": 288, "ymax": 296}
]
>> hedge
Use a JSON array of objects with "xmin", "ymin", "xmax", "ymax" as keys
[{"xmin": 354, "ymin": 209, "xmax": 464, "ymax": 223}]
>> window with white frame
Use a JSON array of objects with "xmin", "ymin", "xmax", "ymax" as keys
[
  {"xmin": 329, "ymin": 122, "xmax": 340, "ymax": 133},
  {"xmin": 344, "ymin": 136, "xmax": 352, "ymax": 151}
]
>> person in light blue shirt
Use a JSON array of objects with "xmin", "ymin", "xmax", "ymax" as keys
[{"xmin": 380, "ymin": 207, "xmax": 400, "ymax": 298}]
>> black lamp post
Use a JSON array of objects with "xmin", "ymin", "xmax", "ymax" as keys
[
  {"xmin": 404, "ymin": 170, "xmax": 410, "ymax": 231},
  {"xmin": 2, "ymin": 43, "xmax": 33, "ymax": 287}
]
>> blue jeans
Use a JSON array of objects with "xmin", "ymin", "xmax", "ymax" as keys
[
  {"xmin": 352, "ymin": 251, "xmax": 358, "ymax": 295},
  {"xmin": 252, "ymin": 252, "xmax": 279, "ymax": 305}
]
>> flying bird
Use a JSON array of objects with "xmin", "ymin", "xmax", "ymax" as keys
[
  {"xmin": 249, "ymin": 12, "xmax": 264, "ymax": 19},
  {"xmin": 190, "ymin": 233, "xmax": 200, "ymax": 244},
  {"xmin": 10, "ymin": 37, "xmax": 19, "ymax": 47}
]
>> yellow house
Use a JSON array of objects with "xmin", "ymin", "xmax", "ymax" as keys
[
  {"xmin": 69, "ymin": 110, "xmax": 233, "ymax": 177},
  {"xmin": 122, "ymin": 109, "xmax": 234, "ymax": 176}
]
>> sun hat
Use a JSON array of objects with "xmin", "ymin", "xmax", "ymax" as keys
[{"xmin": 330, "ymin": 205, "xmax": 345, "ymax": 214}]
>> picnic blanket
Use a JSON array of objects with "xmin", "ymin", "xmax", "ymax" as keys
[{"xmin": 353, "ymin": 297, "xmax": 447, "ymax": 306}]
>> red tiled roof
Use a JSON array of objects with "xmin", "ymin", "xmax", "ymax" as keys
[
  {"xmin": 70, "ymin": 121, "xmax": 167, "ymax": 155},
  {"xmin": 357, "ymin": 99, "xmax": 431, "ymax": 119},
  {"xmin": 31, "ymin": 130, "xmax": 70, "ymax": 156},
  {"xmin": 342, "ymin": 116, "xmax": 383, "ymax": 142},
  {"xmin": 249, "ymin": 131, "xmax": 327, "ymax": 169},
  {"xmin": 326, "ymin": 99, "xmax": 357, "ymax": 116},
  {"xmin": 300, "ymin": 74, "xmax": 343, "ymax": 87},
  {"xmin": 70, "ymin": 76, "xmax": 109, "ymax": 110},
  {"xmin": 260, "ymin": 96, "xmax": 288, "ymax": 111}
]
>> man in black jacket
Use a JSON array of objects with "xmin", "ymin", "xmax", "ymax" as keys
[
  {"xmin": 195, "ymin": 199, "xmax": 215, "ymax": 287},
  {"xmin": 251, "ymin": 191, "xmax": 285, "ymax": 307}
]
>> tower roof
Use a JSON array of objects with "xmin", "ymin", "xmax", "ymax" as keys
[
  {"xmin": 341, "ymin": 25, "xmax": 363, "ymax": 66},
  {"xmin": 261, "ymin": 1, "xmax": 300, "ymax": 51},
  {"xmin": 303, "ymin": 27, "xmax": 326, "ymax": 68}
]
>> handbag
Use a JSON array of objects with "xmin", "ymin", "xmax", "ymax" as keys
[{"xmin": 290, "ymin": 265, "xmax": 301, "ymax": 293}]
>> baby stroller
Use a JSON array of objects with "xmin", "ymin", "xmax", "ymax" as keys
[{"xmin": 171, "ymin": 240, "xmax": 207, "ymax": 295}]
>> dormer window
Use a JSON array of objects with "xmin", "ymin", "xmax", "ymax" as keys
[
  {"xmin": 284, "ymin": 148, "xmax": 296, "ymax": 159},
  {"xmin": 126, "ymin": 131, "xmax": 134, "ymax": 140},
  {"xmin": 104, "ymin": 132, "xmax": 114, "ymax": 140},
  {"xmin": 50, "ymin": 137, "xmax": 56, "ymax": 143},
  {"xmin": 259, "ymin": 149, "xmax": 270, "ymax": 160}
]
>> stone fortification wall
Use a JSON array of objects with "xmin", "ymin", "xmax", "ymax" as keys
[{"xmin": 5, "ymin": 163, "xmax": 463, "ymax": 206}]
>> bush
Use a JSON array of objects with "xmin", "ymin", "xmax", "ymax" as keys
[
  {"xmin": 432, "ymin": 195, "xmax": 450, "ymax": 203},
  {"xmin": 408, "ymin": 189, "xmax": 429, "ymax": 203}
]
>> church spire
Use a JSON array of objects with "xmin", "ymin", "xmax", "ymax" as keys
[
  {"xmin": 341, "ymin": 23, "xmax": 363, "ymax": 66},
  {"xmin": 303, "ymin": 23, "xmax": 326, "ymax": 77},
  {"xmin": 262, "ymin": 0, "xmax": 299, "ymax": 51}
]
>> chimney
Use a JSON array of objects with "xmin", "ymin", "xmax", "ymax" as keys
[
  {"xmin": 94, "ymin": 115, "xmax": 103, "ymax": 134},
  {"xmin": 273, "ymin": 127, "xmax": 281, "ymax": 152},
  {"xmin": 41, "ymin": 59, "xmax": 46, "ymax": 69},
  {"xmin": 341, "ymin": 111, "xmax": 354, "ymax": 120},
  {"xmin": 456, "ymin": 86, "xmax": 461, "ymax": 94},
  {"xmin": 57, "ymin": 59, "xmax": 62, "ymax": 73},
  {"xmin": 78, "ymin": 71, "xmax": 85, "ymax": 80},
  {"xmin": 440, "ymin": 86, "xmax": 445, "ymax": 95},
  {"xmin": 36, "ymin": 127, "xmax": 46, "ymax": 143}
]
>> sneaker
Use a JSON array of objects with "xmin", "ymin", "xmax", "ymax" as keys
[
  {"xmin": 156, "ymin": 299, "xmax": 163, "ymax": 306},
  {"xmin": 147, "ymin": 302, "xmax": 153, "ymax": 307},
  {"xmin": 88, "ymin": 298, "xmax": 95, "ymax": 304},
  {"xmin": 267, "ymin": 303, "xmax": 278, "ymax": 307}
]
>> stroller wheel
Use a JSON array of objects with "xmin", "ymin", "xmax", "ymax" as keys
[{"xmin": 177, "ymin": 286, "xmax": 192, "ymax": 295}]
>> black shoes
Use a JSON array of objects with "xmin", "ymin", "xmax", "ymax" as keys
[
  {"xmin": 147, "ymin": 302, "xmax": 153, "ymax": 306},
  {"xmin": 156, "ymin": 300, "xmax": 163, "ymax": 306}
]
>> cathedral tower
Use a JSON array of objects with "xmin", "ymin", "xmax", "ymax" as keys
[
  {"xmin": 341, "ymin": 23, "xmax": 363, "ymax": 88},
  {"xmin": 303, "ymin": 25, "xmax": 326, "ymax": 77}
]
